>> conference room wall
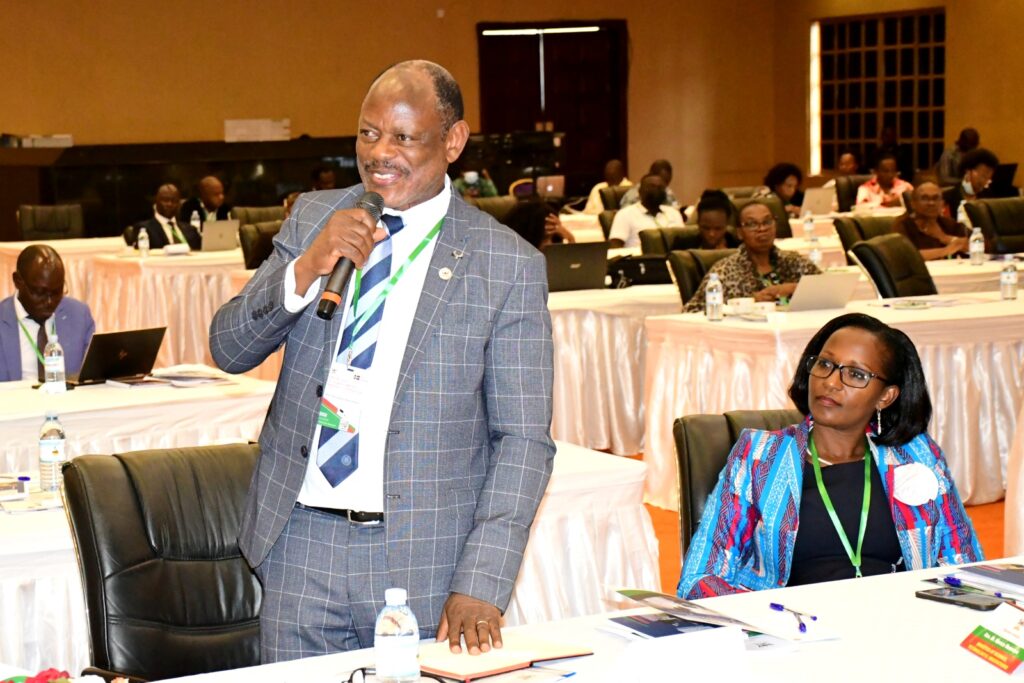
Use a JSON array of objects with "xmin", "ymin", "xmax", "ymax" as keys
[
  {"xmin": 774, "ymin": 0, "xmax": 1024, "ymax": 185},
  {"xmin": 0, "ymin": 0, "xmax": 776, "ymax": 204}
]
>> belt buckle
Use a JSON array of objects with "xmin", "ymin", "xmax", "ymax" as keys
[{"xmin": 346, "ymin": 509, "xmax": 381, "ymax": 525}]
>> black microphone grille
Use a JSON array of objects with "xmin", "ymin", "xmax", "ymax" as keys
[{"xmin": 356, "ymin": 192, "xmax": 385, "ymax": 223}]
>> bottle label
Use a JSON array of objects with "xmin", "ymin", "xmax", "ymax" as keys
[
  {"xmin": 707, "ymin": 291, "xmax": 723, "ymax": 305},
  {"xmin": 39, "ymin": 439, "xmax": 66, "ymax": 464},
  {"xmin": 44, "ymin": 356, "xmax": 64, "ymax": 372},
  {"xmin": 375, "ymin": 635, "xmax": 420, "ymax": 678},
  {"xmin": 1003, "ymin": 271, "xmax": 1019, "ymax": 286}
]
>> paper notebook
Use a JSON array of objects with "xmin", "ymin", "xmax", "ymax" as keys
[{"xmin": 418, "ymin": 632, "xmax": 592, "ymax": 682}]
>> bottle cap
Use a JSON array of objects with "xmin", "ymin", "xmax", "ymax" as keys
[
  {"xmin": 18, "ymin": 476, "xmax": 30, "ymax": 481},
  {"xmin": 384, "ymin": 587, "xmax": 408, "ymax": 606},
  {"xmin": 44, "ymin": 410, "xmax": 59, "ymax": 419}
]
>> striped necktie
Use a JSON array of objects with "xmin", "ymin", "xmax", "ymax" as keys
[{"xmin": 316, "ymin": 213, "xmax": 404, "ymax": 486}]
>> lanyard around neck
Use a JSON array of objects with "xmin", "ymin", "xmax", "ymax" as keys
[
  {"xmin": 344, "ymin": 217, "xmax": 444, "ymax": 361},
  {"xmin": 808, "ymin": 433, "xmax": 872, "ymax": 578},
  {"xmin": 16, "ymin": 317, "xmax": 54, "ymax": 364}
]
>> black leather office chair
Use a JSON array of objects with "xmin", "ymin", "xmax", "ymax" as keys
[
  {"xmin": 122, "ymin": 225, "xmax": 137, "ymax": 247},
  {"xmin": 599, "ymin": 185, "xmax": 631, "ymax": 210},
  {"xmin": 964, "ymin": 197, "xmax": 1024, "ymax": 254},
  {"xmin": 851, "ymin": 233, "xmax": 938, "ymax": 298},
  {"xmin": 598, "ymin": 209, "xmax": 617, "ymax": 239},
  {"xmin": 466, "ymin": 196, "xmax": 518, "ymax": 224},
  {"xmin": 673, "ymin": 409, "xmax": 803, "ymax": 558},
  {"xmin": 240, "ymin": 220, "xmax": 283, "ymax": 269},
  {"xmin": 639, "ymin": 226, "xmax": 703, "ymax": 255},
  {"xmin": 732, "ymin": 195, "xmax": 792, "ymax": 237},
  {"xmin": 62, "ymin": 444, "xmax": 262, "ymax": 681},
  {"xmin": 834, "ymin": 215, "xmax": 897, "ymax": 265},
  {"xmin": 687, "ymin": 248, "xmax": 737, "ymax": 278},
  {"xmin": 835, "ymin": 174, "xmax": 872, "ymax": 212},
  {"xmin": 17, "ymin": 204, "xmax": 85, "ymax": 240},
  {"xmin": 665, "ymin": 250, "xmax": 703, "ymax": 308},
  {"xmin": 231, "ymin": 205, "xmax": 285, "ymax": 226},
  {"xmin": 721, "ymin": 186, "xmax": 759, "ymax": 199}
]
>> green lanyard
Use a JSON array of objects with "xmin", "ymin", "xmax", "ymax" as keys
[
  {"xmin": 344, "ymin": 217, "xmax": 444, "ymax": 363},
  {"xmin": 807, "ymin": 434, "xmax": 872, "ymax": 578},
  {"xmin": 16, "ymin": 317, "xmax": 54, "ymax": 364}
]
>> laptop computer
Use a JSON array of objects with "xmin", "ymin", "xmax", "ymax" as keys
[
  {"xmin": 536, "ymin": 175, "xmax": 566, "ymax": 199},
  {"xmin": 800, "ymin": 187, "xmax": 836, "ymax": 216},
  {"xmin": 544, "ymin": 242, "xmax": 609, "ymax": 292},
  {"xmin": 68, "ymin": 328, "xmax": 167, "ymax": 386},
  {"xmin": 201, "ymin": 219, "xmax": 239, "ymax": 251},
  {"xmin": 786, "ymin": 272, "xmax": 861, "ymax": 312}
]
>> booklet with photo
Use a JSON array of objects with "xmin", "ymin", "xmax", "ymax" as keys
[{"xmin": 616, "ymin": 589, "xmax": 758, "ymax": 630}]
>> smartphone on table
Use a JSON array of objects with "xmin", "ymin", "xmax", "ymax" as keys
[{"xmin": 915, "ymin": 587, "xmax": 1009, "ymax": 611}]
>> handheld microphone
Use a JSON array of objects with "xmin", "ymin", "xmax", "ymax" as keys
[{"xmin": 316, "ymin": 191, "xmax": 385, "ymax": 320}]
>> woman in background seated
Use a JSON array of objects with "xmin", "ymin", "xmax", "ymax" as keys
[
  {"xmin": 756, "ymin": 162, "xmax": 805, "ymax": 217},
  {"xmin": 856, "ymin": 153, "xmax": 913, "ymax": 209},
  {"xmin": 504, "ymin": 198, "xmax": 576, "ymax": 250},
  {"xmin": 893, "ymin": 181, "xmax": 970, "ymax": 260},
  {"xmin": 683, "ymin": 201, "xmax": 819, "ymax": 312},
  {"xmin": 678, "ymin": 313, "xmax": 981, "ymax": 599},
  {"xmin": 695, "ymin": 190, "xmax": 740, "ymax": 250}
]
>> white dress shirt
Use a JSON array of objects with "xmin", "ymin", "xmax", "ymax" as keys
[
  {"xmin": 290, "ymin": 180, "xmax": 450, "ymax": 512},
  {"xmin": 608, "ymin": 202, "xmax": 684, "ymax": 248},
  {"xmin": 13, "ymin": 294, "xmax": 55, "ymax": 381},
  {"xmin": 583, "ymin": 178, "xmax": 632, "ymax": 214}
]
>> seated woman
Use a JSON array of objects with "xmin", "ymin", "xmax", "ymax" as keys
[
  {"xmin": 893, "ymin": 181, "xmax": 970, "ymax": 260},
  {"xmin": 856, "ymin": 153, "xmax": 913, "ymax": 209},
  {"xmin": 683, "ymin": 201, "xmax": 819, "ymax": 312},
  {"xmin": 755, "ymin": 162, "xmax": 804, "ymax": 217},
  {"xmin": 695, "ymin": 190, "xmax": 740, "ymax": 250},
  {"xmin": 678, "ymin": 313, "xmax": 982, "ymax": 599},
  {"xmin": 503, "ymin": 198, "xmax": 576, "ymax": 250}
]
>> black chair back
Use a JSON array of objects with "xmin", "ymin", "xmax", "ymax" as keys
[
  {"xmin": 834, "ymin": 215, "xmax": 898, "ymax": 265},
  {"xmin": 835, "ymin": 174, "xmax": 872, "ymax": 212},
  {"xmin": 599, "ymin": 185, "xmax": 631, "ymax": 210},
  {"xmin": 687, "ymin": 248, "xmax": 737, "ymax": 277},
  {"xmin": 965, "ymin": 197, "xmax": 1024, "ymax": 253},
  {"xmin": 639, "ymin": 226, "xmax": 702, "ymax": 255},
  {"xmin": 598, "ymin": 209, "xmax": 617, "ymax": 239},
  {"xmin": 467, "ymin": 196, "xmax": 519, "ymax": 224},
  {"xmin": 666, "ymin": 250, "xmax": 702, "ymax": 305},
  {"xmin": 673, "ymin": 409, "xmax": 803, "ymax": 557},
  {"xmin": 122, "ymin": 224, "xmax": 137, "ymax": 247},
  {"xmin": 231, "ymin": 205, "xmax": 285, "ymax": 226},
  {"xmin": 62, "ymin": 445, "xmax": 262, "ymax": 681},
  {"xmin": 731, "ymin": 195, "xmax": 792, "ymax": 237},
  {"xmin": 18, "ymin": 204, "xmax": 85, "ymax": 240},
  {"xmin": 722, "ymin": 186, "xmax": 759, "ymax": 199},
  {"xmin": 240, "ymin": 220, "xmax": 283, "ymax": 269},
  {"xmin": 851, "ymin": 233, "xmax": 937, "ymax": 298}
]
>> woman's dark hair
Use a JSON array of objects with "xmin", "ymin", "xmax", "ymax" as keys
[
  {"xmin": 787, "ymin": 313, "xmax": 932, "ymax": 446},
  {"xmin": 958, "ymin": 147, "xmax": 1000, "ymax": 176},
  {"xmin": 763, "ymin": 162, "xmax": 803, "ymax": 189},
  {"xmin": 504, "ymin": 198, "xmax": 554, "ymax": 249},
  {"xmin": 696, "ymin": 189, "xmax": 732, "ymax": 217}
]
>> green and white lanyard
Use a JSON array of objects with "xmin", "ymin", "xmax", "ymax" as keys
[
  {"xmin": 808, "ymin": 434, "xmax": 872, "ymax": 578},
  {"xmin": 343, "ymin": 217, "xmax": 444, "ymax": 365},
  {"xmin": 16, "ymin": 317, "xmax": 55, "ymax": 364}
]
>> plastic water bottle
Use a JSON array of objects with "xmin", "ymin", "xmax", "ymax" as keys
[
  {"xmin": 190, "ymin": 210, "xmax": 201, "ymax": 233},
  {"xmin": 137, "ymin": 227, "xmax": 150, "ymax": 258},
  {"xmin": 705, "ymin": 273, "xmax": 723, "ymax": 321},
  {"xmin": 802, "ymin": 211, "xmax": 815, "ymax": 240},
  {"xmin": 808, "ymin": 236, "xmax": 822, "ymax": 269},
  {"xmin": 969, "ymin": 227, "xmax": 985, "ymax": 266},
  {"xmin": 42, "ymin": 334, "xmax": 66, "ymax": 394},
  {"xmin": 1002, "ymin": 256, "xmax": 1019, "ymax": 300},
  {"xmin": 374, "ymin": 588, "xmax": 420, "ymax": 683},
  {"xmin": 39, "ymin": 412, "xmax": 67, "ymax": 493}
]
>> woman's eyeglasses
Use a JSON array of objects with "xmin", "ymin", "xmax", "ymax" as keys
[
  {"xmin": 805, "ymin": 355, "xmax": 887, "ymax": 389},
  {"xmin": 739, "ymin": 218, "xmax": 776, "ymax": 231}
]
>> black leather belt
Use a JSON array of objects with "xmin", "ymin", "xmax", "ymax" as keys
[{"xmin": 296, "ymin": 502, "xmax": 383, "ymax": 524}]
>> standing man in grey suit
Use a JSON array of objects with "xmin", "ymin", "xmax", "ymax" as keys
[{"xmin": 209, "ymin": 60, "xmax": 555, "ymax": 662}]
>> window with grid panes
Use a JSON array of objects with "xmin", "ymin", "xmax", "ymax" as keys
[{"xmin": 817, "ymin": 10, "xmax": 945, "ymax": 174}]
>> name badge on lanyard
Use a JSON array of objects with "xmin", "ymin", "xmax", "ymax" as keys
[{"xmin": 318, "ymin": 364, "xmax": 369, "ymax": 433}]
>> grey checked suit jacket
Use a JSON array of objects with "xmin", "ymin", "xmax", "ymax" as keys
[{"xmin": 209, "ymin": 184, "xmax": 555, "ymax": 633}]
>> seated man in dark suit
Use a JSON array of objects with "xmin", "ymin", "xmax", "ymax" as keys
[
  {"xmin": 179, "ymin": 175, "xmax": 231, "ymax": 228},
  {"xmin": 0, "ymin": 245, "xmax": 95, "ymax": 381},
  {"xmin": 132, "ymin": 183, "xmax": 201, "ymax": 250}
]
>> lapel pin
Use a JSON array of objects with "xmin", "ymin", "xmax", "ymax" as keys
[
  {"xmin": 438, "ymin": 267, "xmax": 453, "ymax": 281},
  {"xmin": 452, "ymin": 249, "xmax": 465, "ymax": 259}
]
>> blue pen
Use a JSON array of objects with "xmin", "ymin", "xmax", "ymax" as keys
[
  {"xmin": 770, "ymin": 602, "xmax": 817, "ymax": 633},
  {"xmin": 943, "ymin": 575, "xmax": 1009, "ymax": 599}
]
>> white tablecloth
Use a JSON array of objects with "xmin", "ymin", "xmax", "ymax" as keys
[
  {"xmin": 560, "ymin": 213, "xmax": 605, "ymax": 243},
  {"xmin": 0, "ymin": 370, "xmax": 275, "ymax": 475},
  {"xmin": 1004, "ymin": 402, "xmax": 1024, "ymax": 555},
  {"xmin": 0, "ymin": 237, "xmax": 126, "ymax": 302},
  {"xmin": 549, "ymin": 285, "xmax": 681, "ymax": 455},
  {"xmin": 841, "ymin": 258, "xmax": 1010, "ymax": 300},
  {"xmin": 0, "ymin": 441, "xmax": 658, "ymax": 673},
  {"xmin": 776, "ymin": 235, "xmax": 847, "ymax": 268},
  {"xmin": 163, "ymin": 561, "xmax": 1017, "ymax": 682},
  {"xmin": 88, "ymin": 250, "xmax": 244, "ymax": 368},
  {"xmin": 644, "ymin": 293, "xmax": 1024, "ymax": 509}
]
